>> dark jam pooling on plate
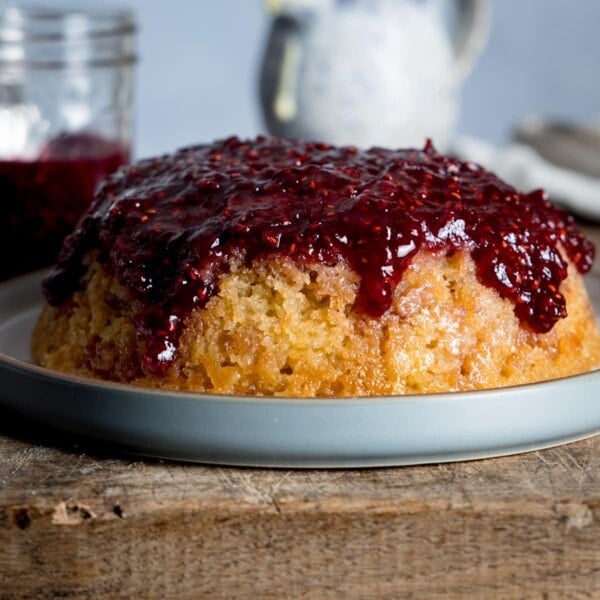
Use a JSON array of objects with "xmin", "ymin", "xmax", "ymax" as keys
[
  {"xmin": 0, "ymin": 132, "xmax": 128, "ymax": 281},
  {"xmin": 43, "ymin": 136, "xmax": 595, "ymax": 375}
]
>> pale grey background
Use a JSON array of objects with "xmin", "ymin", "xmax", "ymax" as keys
[{"xmin": 127, "ymin": 0, "xmax": 600, "ymax": 158}]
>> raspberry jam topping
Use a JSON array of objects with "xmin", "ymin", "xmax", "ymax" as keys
[{"xmin": 43, "ymin": 136, "xmax": 595, "ymax": 375}]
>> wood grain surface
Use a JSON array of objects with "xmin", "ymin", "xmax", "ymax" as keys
[{"xmin": 1, "ymin": 407, "xmax": 600, "ymax": 599}]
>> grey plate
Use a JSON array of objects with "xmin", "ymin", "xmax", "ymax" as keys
[{"xmin": 1, "ymin": 271, "xmax": 599, "ymax": 468}]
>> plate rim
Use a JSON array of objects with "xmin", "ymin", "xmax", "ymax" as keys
[{"xmin": 1, "ymin": 270, "xmax": 600, "ymax": 467}]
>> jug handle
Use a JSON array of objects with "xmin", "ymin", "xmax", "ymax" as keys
[
  {"xmin": 259, "ymin": 12, "xmax": 304, "ymax": 128},
  {"xmin": 454, "ymin": 0, "xmax": 491, "ymax": 81}
]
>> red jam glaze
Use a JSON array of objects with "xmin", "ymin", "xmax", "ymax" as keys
[
  {"xmin": 0, "ymin": 132, "xmax": 128, "ymax": 281},
  {"xmin": 43, "ymin": 136, "xmax": 595, "ymax": 376}
]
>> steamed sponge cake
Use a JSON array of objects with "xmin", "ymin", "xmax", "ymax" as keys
[{"xmin": 31, "ymin": 136, "xmax": 600, "ymax": 396}]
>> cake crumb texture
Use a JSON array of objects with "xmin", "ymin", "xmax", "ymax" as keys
[{"xmin": 32, "ymin": 249, "xmax": 600, "ymax": 397}]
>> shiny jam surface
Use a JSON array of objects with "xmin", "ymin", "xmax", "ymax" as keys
[
  {"xmin": 43, "ymin": 136, "xmax": 595, "ymax": 375},
  {"xmin": 0, "ymin": 132, "xmax": 128, "ymax": 281}
]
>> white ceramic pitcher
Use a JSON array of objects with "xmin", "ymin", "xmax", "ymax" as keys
[{"xmin": 260, "ymin": 0, "xmax": 489, "ymax": 150}]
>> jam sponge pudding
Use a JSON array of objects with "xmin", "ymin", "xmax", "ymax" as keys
[{"xmin": 32, "ymin": 137, "xmax": 600, "ymax": 396}]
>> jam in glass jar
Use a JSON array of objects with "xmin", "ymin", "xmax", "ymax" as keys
[{"xmin": 0, "ymin": 3, "xmax": 136, "ymax": 280}]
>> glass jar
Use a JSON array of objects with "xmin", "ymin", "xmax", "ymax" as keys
[{"xmin": 0, "ymin": 2, "xmax": 136, "ymax": 280}]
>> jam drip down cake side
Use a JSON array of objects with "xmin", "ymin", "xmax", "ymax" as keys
[{"xmin": 32, "ymin": 137, "xmax": 600, "ymax": 396}]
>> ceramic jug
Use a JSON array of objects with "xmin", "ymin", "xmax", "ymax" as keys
[{"xmin": 260, "ymin": 0, "xmax": 489, "ymax": 150}]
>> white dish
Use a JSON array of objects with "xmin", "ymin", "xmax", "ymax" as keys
[{"xmin": 0, "ymin": 270, "xmax": 599, "ymax": 468}]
